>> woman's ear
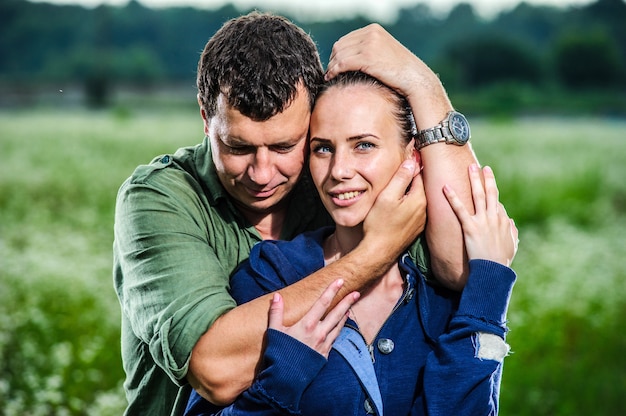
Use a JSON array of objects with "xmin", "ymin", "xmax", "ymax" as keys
[
  {"xmin": 405, "ymin": 138, "xmax": 422, "ymax": 171},
  {"xmin": 405, "ymin": 138, "xmax": 417, "ymax": 160}
]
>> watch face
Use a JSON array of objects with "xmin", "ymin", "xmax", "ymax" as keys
[{"xmin": 449, "ymin": 112, "xmax": 470, "ymax": 143}]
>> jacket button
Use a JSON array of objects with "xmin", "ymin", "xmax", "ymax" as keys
[
  {"xmin": 377, "ymin": 338, "xmax": 395, "ymax": 354},
  {"xmin": 364, "ymin": 398, "xmax": 375, "ymax": 414}
]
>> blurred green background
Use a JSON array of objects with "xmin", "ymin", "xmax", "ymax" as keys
[{"xmin": 1, "ymin": 0, "xmax": 625, "ymax": 414}]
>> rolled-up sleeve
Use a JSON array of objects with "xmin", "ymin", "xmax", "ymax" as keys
[{"xmin": 114, "ymin": 169, "xmax": 237, "ymax": 385}]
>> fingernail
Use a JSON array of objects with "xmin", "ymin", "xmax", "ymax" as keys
[
  {"xmin": 402, "ymin": 160, "xmax": 416, "ymax": 173},
  {"xmin": 273, "ymin": 293, "xmax": 280, "ymax": 303},
  {"xmin": 470, "ymin": 163, "xmax": 479, "ymax": 172}
]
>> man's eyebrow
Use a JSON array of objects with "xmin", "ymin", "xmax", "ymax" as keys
[
  {"xmin": 222, "ymin": 136, "xmax": 248, "ymax": 145},
  {"xmin": 219, "ymin": 134, "xmax": 252, "ymax": 146},
  {"xmin": 223, "ymin": 135, "xmax": 304, "ymax": 147}
]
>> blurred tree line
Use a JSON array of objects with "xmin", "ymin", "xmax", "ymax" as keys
[{"xmin": 1, "ymin": 0, "xmax": 625, "ymax": 109}]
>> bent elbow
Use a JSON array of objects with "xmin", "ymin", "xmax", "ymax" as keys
[
  {"xmin": 195, "ymin": 384, "xmax": 242, "ymax": 407},
  {"xmin": 187, "ymin": 356, "xmax": 248, "ymax": 406},
  {"xmin": 432, "ymin": 258, "xmax": 468, "ymax": 292}
]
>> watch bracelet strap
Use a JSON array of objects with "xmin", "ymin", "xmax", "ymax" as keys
[{"xmin": 416, "ymin": 124, "xmax": 451, "ymax": 149}]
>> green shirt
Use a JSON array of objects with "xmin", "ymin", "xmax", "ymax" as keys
[{"xmin": 113, "ymin": 136, "xmax": 430, "ymax": 415}]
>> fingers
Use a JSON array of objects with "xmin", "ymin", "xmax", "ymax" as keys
[
  {"xmin": 482, "ymin": 165, "xmax": 499, "ymax": 214},
  {"xmin": 317, "ymin": 291, "xmax": 359, "ymax": 352},
  {"xmin": 326, "ymin": 25, "xmax": 378, "ymax": 80},
  {"xmin": 510, "ymin": 217, "xmax": 520, "ymax": 257},
  {"xmin": 445, "ymin": 164, "xmax": 518, "ymax": 265},
  {"xmin": 305, "ymin": 279, "xmax": 346, "ymax": 322},
  {"xmin": 443, "ymin": 183, "xmax": 470, "ymax": 225},
  {"xmin": 267, "ymin": 293, "xmax": 284, "ymax": 330},
  {"xmin": 322, "ymin": 290, "xmax": 360, "ymax": 334},
  {"xmin": 468, "ymin": 164, "xmax": 486, "ymax": 214},
  {"xmin": 384, "ymin": 159, "xmax": 419, "ymax": 201},
  {"xmin": 277, "ymin": 280, "xmax": 359, "ymax": 357}
]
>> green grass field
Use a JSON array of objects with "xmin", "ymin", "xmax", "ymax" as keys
[{"xmin": 1, "ymin": 108, "xmax": 625, "ymax": 415}]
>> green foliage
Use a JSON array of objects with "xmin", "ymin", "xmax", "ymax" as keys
[
  {"xmin": 553, "ymin": 29, "xmax": 625, "ymax": 89},
  {"xmin": 1, "ymin": 110, "xmax": 625, "ymax": 414},
  {"xmin": 501, "ymin": 221, "xmax": 626, "ymax": 415},
  {"xmin": 2, "ymin": 0, "xmax": 626, "ymax": 99},
  {"xmin": 441, "ymin": 35, "xmax": 544, "ymax": 88},
  {"xmin": 469, "ymin": 117, "xmax": 626, "ymax": 415},
  {"xmin": 0, "ymin": 108, "xmax": 200, "ymax": 415}
]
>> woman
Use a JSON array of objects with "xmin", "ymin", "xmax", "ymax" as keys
[{"xmin": 185, "ymin": 71, "xmax": 518, "ymax": 415}]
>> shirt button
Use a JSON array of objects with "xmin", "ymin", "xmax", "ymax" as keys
[
  {"xmin": 160, "ymin": 155, "xmax": 170, "ymax": 164},
  {"xmin": 364, "ymin": 398, "xmax": 375, "ymax": 414},
  {"xmin": 377, "ymin": 338, "xmax": 395, "ymax": 354}
]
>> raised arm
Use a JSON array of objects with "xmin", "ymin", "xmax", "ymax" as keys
[
  {"xmin": 188, "ymin": 159, "xmax": 426, "ymax": 405},
  {"xmin": 420, "ymin": 164, "xmax": 518, "ymax": 415},
  {"xmin": 326, "ymin": 23, "xmax": 479, "ymax": 290}
]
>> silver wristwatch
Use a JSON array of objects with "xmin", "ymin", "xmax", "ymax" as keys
[{"xmin": 416, "ymin": 111, "xmax": 471, "ymax": 150}]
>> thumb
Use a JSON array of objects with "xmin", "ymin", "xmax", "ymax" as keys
[
  {"xmin": 268, "ymin": 292, "xmax": 284, "ymax": 330},
  {"xmin": 380, "ymin": 159, "xmax": 417, "ymax": 201}
]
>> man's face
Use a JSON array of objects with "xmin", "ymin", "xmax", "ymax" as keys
[{"xmin": 204, "ymin": 85, "xmax": 311, "ymax": 217}]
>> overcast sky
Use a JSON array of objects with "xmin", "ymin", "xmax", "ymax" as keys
[{"xmin": 32, "ymin": 0, "xmax": 595, "ymax": 21}]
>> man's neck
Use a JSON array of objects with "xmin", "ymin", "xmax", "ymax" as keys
[
  {"xmin": 254, "ymin": 213, "xmax": 285, "ymax": 240},
  {"xmin": 236, "ymin": 202, "xmax": 288, "ymax": 240}
]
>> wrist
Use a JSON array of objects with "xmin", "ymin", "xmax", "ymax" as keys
[
  {"xmin": 415, "ymin": 110, "xmax": 471, "ymax": 150},
  {"xmin": 354, "ymin": 234, "xmax": 401, "ymax": 273},
  {"xmin": 405, "ymin": 75, "xmax": 452, "ymax": 131}
]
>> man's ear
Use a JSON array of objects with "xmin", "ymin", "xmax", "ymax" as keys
[{"xmin": 198, "ymin": 94, "xmax": 210, "ymax": 135}]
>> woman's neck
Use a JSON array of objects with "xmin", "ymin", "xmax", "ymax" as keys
[
  {"xmin": 324, "ymin": 224, "xmax": 406, "ymax": 344},
  {"xmin": 324, "ymin": 225, "xmax": 363, "ymax": 264}
]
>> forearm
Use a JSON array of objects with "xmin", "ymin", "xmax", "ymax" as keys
[
  {"xmin": 421, "ymin": 143, "xmax": 478, "ymax": 290},
  {"xmin": 186, "ymin": 330, "xmax": 325, "ymax": 415},
  {"xmin": 188, "ymin": 240, "xmax": 396, "ymax": 405},
  {"xmin": 405, "ymin": 76, "xmax": 478, "ymax": 290}
]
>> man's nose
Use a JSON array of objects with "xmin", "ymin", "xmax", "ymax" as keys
[{"xmin": 248, "ymin": 148, "xmax": 274, "ymax": 185}]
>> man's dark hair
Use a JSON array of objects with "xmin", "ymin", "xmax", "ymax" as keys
[{"xmin": 197, "ymin": 12, "xmax": 324, "ymax": 121}]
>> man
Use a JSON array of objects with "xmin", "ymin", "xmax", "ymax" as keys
[{"xmin": 113, "ymin": 12, "xmax": 478, "ymax": 416}]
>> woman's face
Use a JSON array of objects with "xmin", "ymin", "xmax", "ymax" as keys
[{"xmin": 309, "ymin": 83, "xmax": 413, "ymax": 228}]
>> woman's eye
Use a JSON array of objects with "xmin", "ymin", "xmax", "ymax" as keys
[
  {"xmin": 312, "ymin": 144, "xmax": 332, "ymax": 154},
  {"xmin": 356, "ymin": 142, "xmax": 375, "ymax": 151}
]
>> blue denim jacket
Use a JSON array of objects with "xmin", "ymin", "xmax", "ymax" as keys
[{"xmin": 185, "ymin": 227, "xmax": 516, "ymax": 415}]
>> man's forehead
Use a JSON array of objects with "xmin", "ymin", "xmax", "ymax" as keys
[{"xmin": 213, "ymin": 114, "xmax": 308, "ymax": 147}]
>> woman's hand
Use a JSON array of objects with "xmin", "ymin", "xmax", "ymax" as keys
[
  {"xmin": 268, "ymin": 280, "xmax": 360, "ymax": 358},
  {"xmin": 443, "ymin": 164, "xmax": 518, "ymax": 267}
]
